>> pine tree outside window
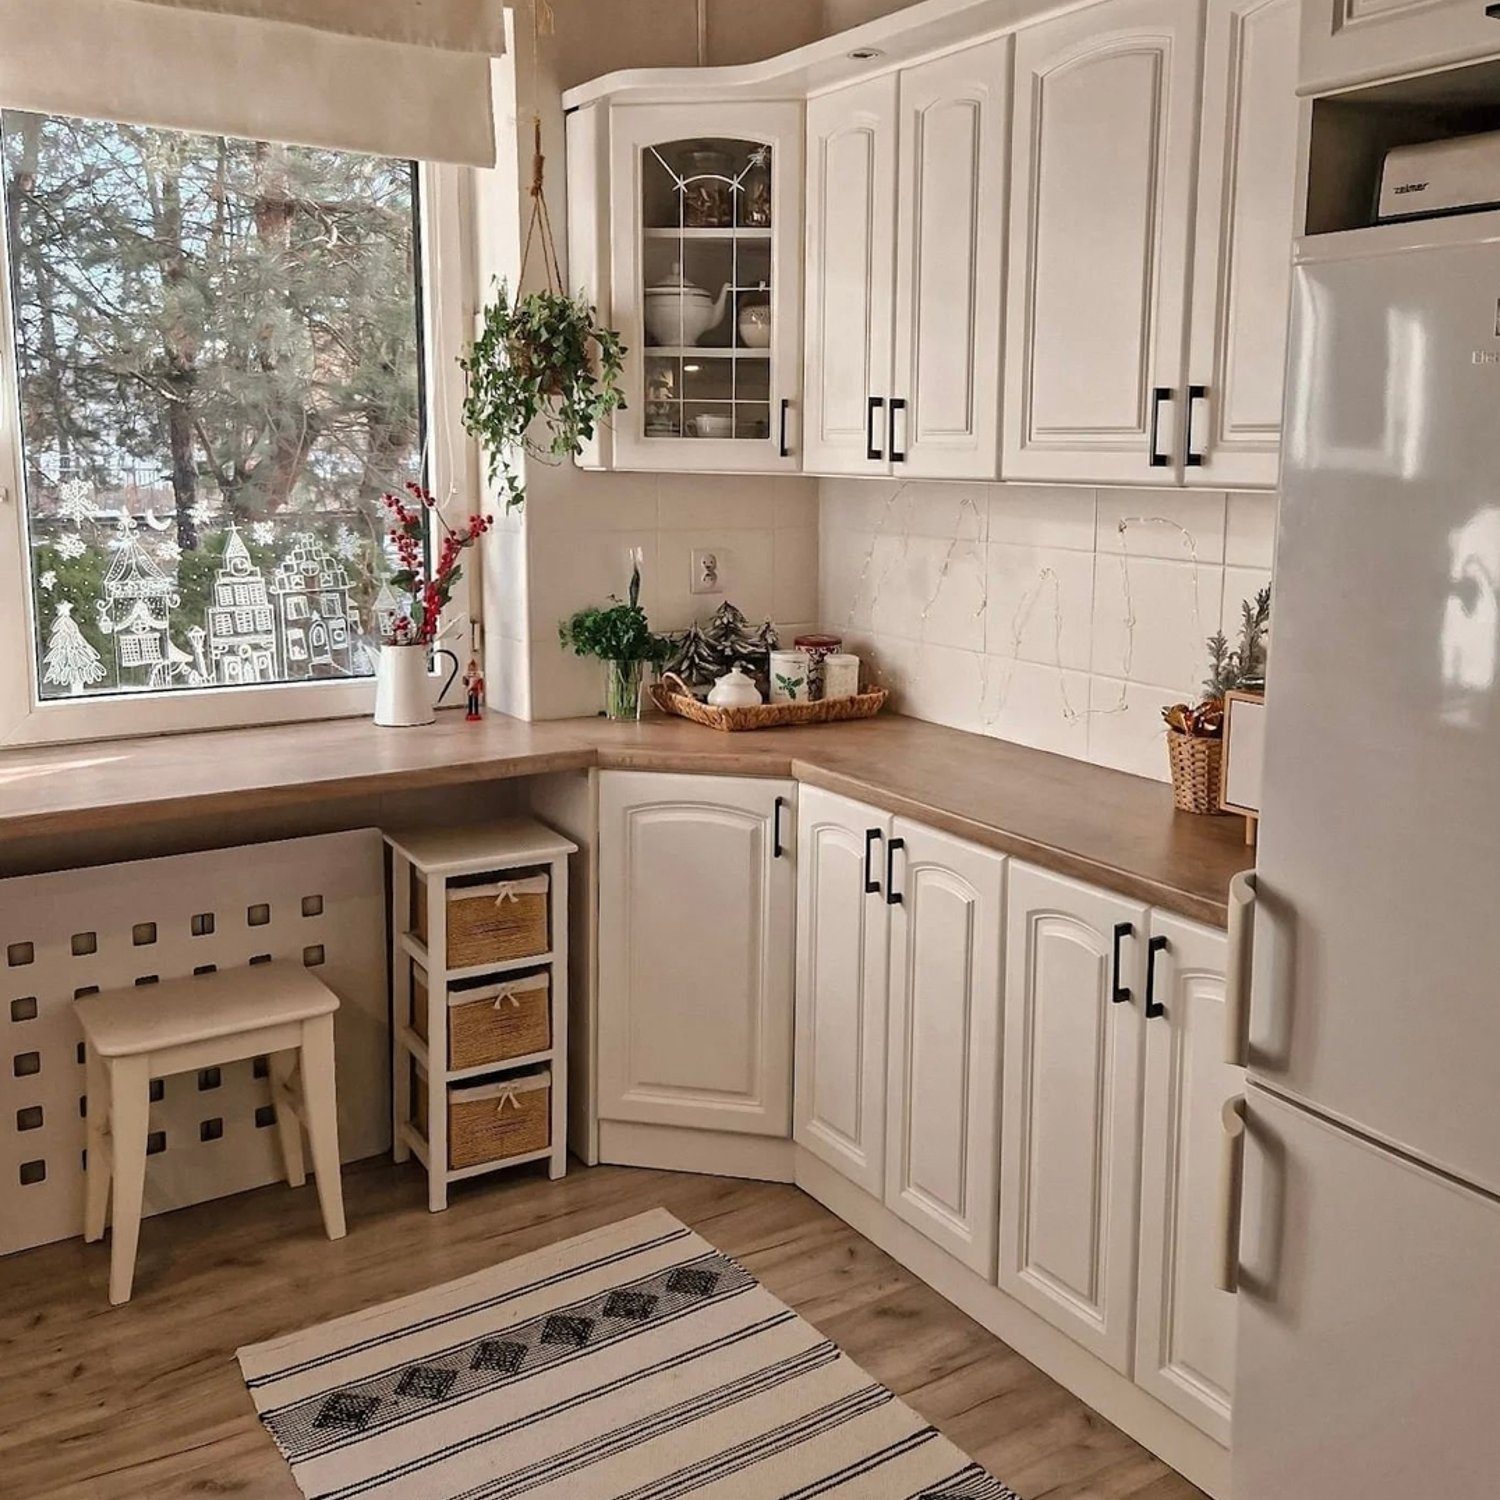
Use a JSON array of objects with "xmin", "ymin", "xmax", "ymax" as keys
[{"xmin": 0, "ymin": 110, "xmax": 480, "ymax": 744}]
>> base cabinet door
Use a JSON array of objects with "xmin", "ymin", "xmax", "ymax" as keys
[
  {"xmin": 1003, "ymin": 0, "xmax": 1202, "ymax": 483},
  {"xmin": 883, "ymin": 820, "xmax": 1004, "ymax": 1273},
  {"xmin": 999, "ymin": 863, "xmax": 1147, "ymax": 1372},
  {"xmin": 1134, "ymin": 910, "xmax": 1242, "ymax": 1443},
  {"xmin": 1184, "ymin": 0, "xmax": 1301, "ymax": 489},
  {"xmin": 890, "ymin": 35, "xmax": 1011, "ymax": 479},
  {"xmin": 598, "ymin": 772, "xmax": 795, "ymax": 1135},
  {"xmin": 803, "ymin": 74, "xmax": 898, "ymax": 476},
  {"xmin": 794, "ymin": 788, "xmax": 892, "ymax": 1195}
]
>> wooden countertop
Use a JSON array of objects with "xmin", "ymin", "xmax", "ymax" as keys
[{"xmin": 0, "ymin": 711, "xmax": 1252, "ymax": 926}]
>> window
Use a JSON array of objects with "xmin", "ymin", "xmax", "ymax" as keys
[{"xmin": 0, "ymin": 111, "xmax": 476, "ymax": 742}]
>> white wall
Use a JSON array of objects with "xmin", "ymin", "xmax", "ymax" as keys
[{"xmin": 820, "ymin": 479, "xmax": 1276, "ymax": 782}]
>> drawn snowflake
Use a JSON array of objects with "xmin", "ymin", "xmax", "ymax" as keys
[
  {"xmin": 55, "ymin": 533, "xmax": 86, "ymax": 561},
  {"xmin": 250, "ymin": 521, "xmax": 276, "ymax": 546},
  {"xmin": 39, "ymin": 570, "xmax": 57, "ymax": 592},
  {"xmin": 156, "ymin": 538, "xmax": 182, "ymax": 564},
  {"xmin": 335, "ymin": 525, "xmax": 361, "ymax": 561},
  {"xmin": 189, "ymin": 500, "xmax": 218, "ymax": 528}
]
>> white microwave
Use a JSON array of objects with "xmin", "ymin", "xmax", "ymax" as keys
[{"xmin": 1378, "ymin": 131, "xmax": 1500, "ymax": 222}]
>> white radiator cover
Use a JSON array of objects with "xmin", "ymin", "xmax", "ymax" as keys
[{"xmin": 1, "ymin": 829, "xmax": 388, "ymax": 1256}]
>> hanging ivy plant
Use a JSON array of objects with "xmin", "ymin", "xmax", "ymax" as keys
[{"xmin": 460, "ymin": 280, "xmax": 626, "ymax": 512}]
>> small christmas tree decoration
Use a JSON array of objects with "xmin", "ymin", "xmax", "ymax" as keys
[
  {"xmin": 704, "ymin": 601, "xmax": 764, "ymax": 675},
  {"xmin": 42, "ymin": 601, "xmax": 106, "ymax": 696},
  {"xmin": 667, "ymin": 622, "xmax": 720, "ymax": 689}
]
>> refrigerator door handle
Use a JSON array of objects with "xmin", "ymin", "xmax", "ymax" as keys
[
  {"xmin": 1225, "ymin": 870, "xmax": 1257, "ymax": 1065},
  {"xmin": 1216, "ymin": 1094, "xmax": 1248, "ymax": 1294}
]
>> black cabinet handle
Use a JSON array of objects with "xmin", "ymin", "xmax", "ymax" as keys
[
  {"xmin": 1111, "ymin": 921, "xmax": 1133, "ymax": 1004},
  {"xmin": 773, "ymin": 796, "xmax": 786, "ymax": 859},
  {"xmin": 1487, "ymin": 2, "xmax": 1500, "ymax": 17},
  {"xmin": 778, "ymin": 399, "xmax": 791, "ymax": 459},
  {"xmin": 889, "ymin": 398, "xmax": 907, "ymax": 463},
  {"xmin": 866, "ymin": 396, "xmax": 885, "ymax": 462},
  {"xmin": 1146, "ymin": 934, "xmax": 1168, "ymax": 1018},
  {"xmin": 1186, "ymin": 384, "xmax": 1207, "ymax": 468},
  {"xmin": 863, "ymin": 827, "xmax": 882, "ymax": 895},
  {"xmin": 885, "ymin": 836, "xmax": 905, "ymax": 905},
  {"xmin": 1149, "ymin": 387, "xmax": 1173, "ymax": 467}
]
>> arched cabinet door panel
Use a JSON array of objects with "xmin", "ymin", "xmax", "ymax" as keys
[{"xmin": 598, "ymin": 772, "xmax": 795, "ymax": 1136}]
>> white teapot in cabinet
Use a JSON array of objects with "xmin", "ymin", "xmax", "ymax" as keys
[{"xmin": 644, "ymin": 261, "xmax": 731, "ymax": 348}]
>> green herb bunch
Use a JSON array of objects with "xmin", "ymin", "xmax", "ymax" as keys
[
  {"xmin": 461, "ymin": 279, "xmax": 626, "ymax": 512},
  {"xmin": 558, "ymin": 559, "xmax": 672, "ymax": 666}
]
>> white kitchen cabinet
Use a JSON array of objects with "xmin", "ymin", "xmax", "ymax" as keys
[
  {"xmin": 595, "ymin": 101, "xmax": 804, "ymax": 472},
  {"xmin": 802, "ymin": 36, "xmax": 1009, "ymax": 480},
  {"xmin": 1134, "ymin": 910, "xmax": 1241, "ymax": 1445},
  {"xmin": 802, "ymin": 75, "xmax": 899, "ymax": 476},
  {"xmin": 1299, "ymin": 0, "xmax": 1500, "ymax": 95},
  {"xmin": 597, "ymin": 771, "xmax": 796, "ymax": 1136},
  {"xmin": 1003, "ymin": 0, "xmax": 1203, "ymax": 485},
  {"xmin": 889, "ymin": 36, "xmax": 1011, "ymax": 478},
  {"xmin": 1183, "ymin": 0, "xmax": 1300, "ymax": 488},
  {"xmin": 999, "ymin": 863, "xmax": 1147, "ymax": 1372},
  {"xmin": 884, "ymin": 820, "xmax": 1005, "ymax": 1273},
  {"xmin": 793, "ymin": 788, "xmax": 892, "ymax": 1196}
]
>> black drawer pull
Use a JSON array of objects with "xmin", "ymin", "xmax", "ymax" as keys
[
  {"xmin": 1111, "ymin": 922, "xmax": 1133, "ymax": 1004},
  {"xmin": 866, "ymin": 396, "xmax": 885, "ymax": 462},
  {"xmin": 885, "ymin": 836, "xmax": 905, "ymax": 905},
  {"xmin": 1146, "ymin": 934, "xmax": 1168, "ymax": 1018},
  {"xmin": 864, "ymin": 827, "xmax": 882, "ymax": 895}
]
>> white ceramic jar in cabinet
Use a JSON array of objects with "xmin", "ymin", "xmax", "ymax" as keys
[
  {"xmin": 579, "ymin": 100, "xmax": 803, "ymax": 473},
  {"xmin": 802, "ymin": 36, "xmax": 1010, "ymax": 479},
  {"xmin": 883, "ymin": 819, "xmax": 1005, "ymax": 1274},
  {"xmin": 1299, "ymin": 0, "xmax": 1500, "ymax": 94},
  {"xmin": 596, "ymin": 771, "xmax": 796, "ymax": 1136},
  {"xmin": 793, "ymin": 787, "xmax": 892, "ymax": 1196}
]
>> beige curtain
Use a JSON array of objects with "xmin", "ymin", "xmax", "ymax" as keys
[
  {"xmin": 124, "ymin": 0, "xmax": 507, "ymax": 54},
  {"xmin": 0, "ymin": 0, "xmax": 504, "ymax": 165}
]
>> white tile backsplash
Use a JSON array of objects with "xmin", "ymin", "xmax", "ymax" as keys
[{"xmin": 819, "ymin": 480, "xmax": 1278, "ymax": 782}]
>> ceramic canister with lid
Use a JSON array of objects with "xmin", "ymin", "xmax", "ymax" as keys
[
  {"xmin": 821, "ymin": 653, "xmax": 861, "ymax": 701},
  {"xmin": 769, "ymin": 649, "xmax": 811, "ymax": 703},
  {"xmin": 793, "ymin": 633, "xmax": 842, "ymax": 699}
]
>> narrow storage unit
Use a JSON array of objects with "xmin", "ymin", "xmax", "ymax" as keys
[{"xmin": 385, "ymin": 819, "xmax": 577, "ymax": 1211}]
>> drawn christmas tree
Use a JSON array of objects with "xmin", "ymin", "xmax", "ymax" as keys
[{"xmin": 42, "ymin": 601, "xmax": 106, "ymax": 696}]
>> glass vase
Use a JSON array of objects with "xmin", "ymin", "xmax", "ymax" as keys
[{"xmin": 604, "ymin": 658, "xmax": 644, "ymax": 721}]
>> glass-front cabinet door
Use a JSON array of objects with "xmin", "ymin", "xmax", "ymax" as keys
[{"xmin": 609, "ymin": 103, "xmax": 803, "ymax": 472}]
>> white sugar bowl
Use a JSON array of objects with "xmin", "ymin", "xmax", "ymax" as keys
[{"xmin": 706, "ymin": 664, "xmax": 763, "ymax": 709}]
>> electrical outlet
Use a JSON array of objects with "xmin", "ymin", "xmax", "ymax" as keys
[{"xmin": 690, "ymin": 548, "xmax": 723, "ymax": 595}]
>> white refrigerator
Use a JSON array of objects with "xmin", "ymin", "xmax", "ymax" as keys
[{"xmin": 1232, "ymin": 217, "xmax": 1500, "ymax": 1497}]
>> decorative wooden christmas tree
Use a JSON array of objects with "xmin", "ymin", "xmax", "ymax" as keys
[
  {"xmin": 668, "ymin": 621, "xmax": 720, "ymax": 688},
  {"xmin": 42, "ymin": 601, "xmax": 105, "ymax": 696}
]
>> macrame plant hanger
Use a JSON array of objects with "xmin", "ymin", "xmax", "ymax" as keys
[{"xmin": 519, "ymin": 0, "xmax": 563, "ymax": 295}]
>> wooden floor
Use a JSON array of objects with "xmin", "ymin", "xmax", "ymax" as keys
[{"xmin": 0, "ymin": 1158, "xmax": 1206, "ymax": 1500}]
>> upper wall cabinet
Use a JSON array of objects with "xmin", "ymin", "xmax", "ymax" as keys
[
  {"xmin": 1184, "ymin": 0, "xmax": 1301, "ymax": 489},
  {"xmin": 569, "ymin": 100, "xmax": 804, "ymax": 473},
  {"xmin": 1003, "ymin": 0, "xmax": 1204, "ymax": 485},
  {"xmin": 1300, "ymin": 0, "xmax": 1500, "ymax": 94},
  {"xmin": 803, "ymin": 37, "xmax": 1011, "ymax": 480}
]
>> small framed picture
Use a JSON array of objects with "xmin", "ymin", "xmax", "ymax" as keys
[{"xmin": 1220, "ymin": 690, "xmax": 1267, "ymax": 843}]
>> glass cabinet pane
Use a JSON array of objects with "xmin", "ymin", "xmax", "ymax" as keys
[{"xmin": 639, "ymin": 137, "xmax": 774, "ymax": 443}]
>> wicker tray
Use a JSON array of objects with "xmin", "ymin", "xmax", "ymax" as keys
[{"xmin": 649, "ymin": 672, "xmax": 888, "ymax": 732}]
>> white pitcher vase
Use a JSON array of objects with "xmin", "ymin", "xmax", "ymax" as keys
[{"xmin": 374, "ymin": 644, "xmax": 460, "ymax": 727}]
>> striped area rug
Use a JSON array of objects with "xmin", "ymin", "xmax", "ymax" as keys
[{"xmin": 237, "ymin": 1208, "xmax": 1017, "ymax": 1499}]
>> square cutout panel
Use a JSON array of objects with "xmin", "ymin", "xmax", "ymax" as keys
[{"xmin": 9, "ymin": 997, "xmax": 37, "ymax": 1023}]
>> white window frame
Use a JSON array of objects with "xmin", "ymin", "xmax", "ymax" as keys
[{"xmin": 0, "ymin": 146, "xmax": 483, "ymax": 748}]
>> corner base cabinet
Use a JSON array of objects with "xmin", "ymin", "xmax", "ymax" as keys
[{"xmin": 597, "ymin": 772, "xmax": 796, "ymax": 1136}]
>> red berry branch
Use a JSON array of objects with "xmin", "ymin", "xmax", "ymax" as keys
[{"xmin": 380, "ymin": 481, "xmax": 492, "ymax": 646}]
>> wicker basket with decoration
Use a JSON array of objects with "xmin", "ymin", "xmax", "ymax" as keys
[
  {"xmin": 1165, "ymin": 729, "xmax": 1225, "ymax": 814},
  {"xmin": 413, "ymin": 871, "xmax": 550, "ymax": 967},
  {"xmin": 412, "ymin": 966, "xmax": 551, "ymax": 1070},
  {"xmin": 415, "ymin": 1069, "xmax": 551, "ymax": 1170},
  {"xmin": 649, "ymin": 671, "xmax": 887, "ymax": 732}
]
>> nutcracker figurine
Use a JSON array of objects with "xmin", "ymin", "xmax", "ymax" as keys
[{"xmin": 462, "ymin": 656, "xmax": 485, "ymax": 721}]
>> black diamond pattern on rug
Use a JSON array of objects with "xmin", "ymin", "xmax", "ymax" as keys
[
  {"xmin": 540, "ymin": 1314, "xmax": 595, "ymax": 1348},
  {"xmin": 394, "ymin": 1365, "xmax": 458, "ymax": 1401},
  {"xmin": 312, "ymin": 1391, "xmax": 382, "ymax": 1430},
  {"xmin": 471, "ymin": 1339, "xmax": 528, "ymax": 1374},
  {"xmin": 666, "ymin": 1265, "xmax": 720, "ymax": 1298},
  {"xmin": 603, "ymin": 1289, "xmax": 659, "ymax": 1321}
]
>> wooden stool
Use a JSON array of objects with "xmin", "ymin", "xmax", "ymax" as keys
[{"xmin": 73, "ymin": 962, "xmax": 346, "ymax": 1305}]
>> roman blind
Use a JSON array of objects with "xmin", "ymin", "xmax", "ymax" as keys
[{"xmin": 0, "ymin": 0, "xmax": 507, "ymax": 165}]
